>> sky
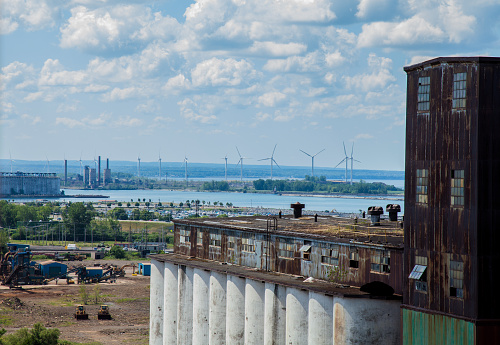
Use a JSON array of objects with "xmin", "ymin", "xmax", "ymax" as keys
[{"xmin": 1, "ymin": 0, "xmax": 500, "ymax": 172}]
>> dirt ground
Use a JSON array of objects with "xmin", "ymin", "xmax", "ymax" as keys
[{"xmin": 0, "ymin": 259, "xmax": 150, "ymax": 345}]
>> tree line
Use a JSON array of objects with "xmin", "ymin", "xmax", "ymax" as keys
[{"xmin": 253, "ymin": 177, "xmax": 402, "ymax": 195}]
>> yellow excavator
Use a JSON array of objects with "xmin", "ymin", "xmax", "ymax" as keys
[
  {"xmin": 98, "ymin": 305, "xmax": 112, "ymax": 320},
  {"xmin": 74, "ymin": 305, "xmax": 89, "ymax": 320}
]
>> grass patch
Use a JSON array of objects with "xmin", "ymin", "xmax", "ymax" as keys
[
  {"xmin": 0, "ymin": 313, "xmax": 13, "ymax": 326},
  {"xmin": 114, "ymin": 297, "xmax": 147, "ymax": 303},
  {"xmin": 48, "ymin": 298, "xmax": 75, "ymax": 307}
]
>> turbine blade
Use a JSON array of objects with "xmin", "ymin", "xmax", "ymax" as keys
[
  {"xmin": 343, "ymin": 142, "xmax": 347, "ymax": 157},
  {"xmin": 300, "ymin": 149, "xmax": 312, "ymax": 157},
  {"xmin": 351, "ymin": 143, "xmax": 354, "ymax": 158},
  {"xmin": 272, "ymin": 144, "xmax": 277, "ymax": 157},
  {"xmin": 236, "ymin": 146, "xmax": 242, "ymax": 158},
  {"xmin": 273, "ymin": 159, "xmax": 281, "ymax": 169},
  {"xmin": 314, "ymin": 148, "xmax": 325, "ymax": 157},
  {"xmin": 334, "ymin": 158, "xmax": 346, "ymax": 168}
]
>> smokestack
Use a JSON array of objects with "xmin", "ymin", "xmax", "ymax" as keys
[
  {"xmin": 98, "ymin": 156, "xmax": 101, "ymax": 185},
  {"xmin": 64, "ymin": 160, "xmax": 67, "ymax": 186},
  {"xmin": 106, "ymin": 158, "xmax": 109, "ymax": 169}
]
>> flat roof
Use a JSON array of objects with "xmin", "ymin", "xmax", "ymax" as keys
[
  {"xmin": 151, "ymin": 253, "xmax": 402, "ymax": 299},
  {"xmin": 174, "ymin": 215, "xmax": 404, "ymax": 247},
  {"xmin": 404, "ymin": 56, "xmax": 500, "ymax": 72}
]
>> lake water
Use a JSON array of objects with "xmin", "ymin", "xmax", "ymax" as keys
[{"xmin": 53, "ymin": 188, "xmax": 404, "ymax": 214}]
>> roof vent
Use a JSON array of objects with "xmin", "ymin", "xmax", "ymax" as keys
[
  {"xmin": 386, "ymin": 204, "xmax": 401, "ymax": 221},
  {"xmin": 291, "ymin": 202, "xmax": 305, "ymax": 218},
  {"xmin": 367, "ymin": 206, "xmax": 384, "ymax": 226}
]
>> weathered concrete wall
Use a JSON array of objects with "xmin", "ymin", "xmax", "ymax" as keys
[
  {"xmin": 150, "ymin": 258, "xmax": 402, "ymax": 345},
  {"xmin": 0, "ymin": 175, "xmax": 60, "ymax": 195},
  {"xmin": 149, "ymin": 260, "xmax": 164, "ymax": 345}
]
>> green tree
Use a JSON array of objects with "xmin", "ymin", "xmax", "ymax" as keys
[
  {"xmin": 62, "ymin": 203, "xmax": 95, "ymax": 241},
  {"xmin": 0, "ymin": 230, "xmax": 8, "ymax": 255},
  {"xmin": 2, "ymin": 323, "xmax": 60, "ymax": 345},
  {"xmin": 110, "ymin": 245, "xmax": 125, "ymax": 259}
]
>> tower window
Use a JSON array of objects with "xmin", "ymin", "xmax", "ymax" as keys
[
  {"xmin": 197, "ymin": 231, "xmax": 203, "ymax": 246},
  {"xmin": 417, "ymin": 76, "xmax": 430, "ymax": 115},
  {"xmin": 453, "ymin": 73, "xmax": 467, "ymax": 109},
  {"xmin": 451, "ymin": 169, "xmax": 464, "ymax": 206},
  {"xmin": 349, "ymin": 247, "xmax": 359, "ymax": 269},
  {"xmin": 450, "ymin": 260, "xmax": 464, "ymax": 298},
  {"xmin": 410, "ymin": 255, "xmax": 428, "ymax": 292},
  {"xmin": 416, "ymin": 169, "xmax": 428, "ymax": 204},
  {"xmin": 321, "ymin": 245, "xmax": 339, "ymax": 266}
]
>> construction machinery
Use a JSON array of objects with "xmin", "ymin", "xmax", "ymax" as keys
[
  {"xmin": 97, "ymin": 305, "xmax": 112, "ymax": 320},
  {"xmin": 74, "ymin": 305, "xmax": 89, "ymax": 320}
]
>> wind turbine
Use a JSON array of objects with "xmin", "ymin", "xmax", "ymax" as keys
[
  {"xmin": 158, "ymin": 152, "xmax": 162, "ymax": 181},
  {"xmin": 137, "ymin": 155, "xmax": 141, "ymax": 178},
  {"xmin": 78, "ymin": 153, "xmax": 83, "ymax": 176},
  {"xmin": 183, "ymin": 156, "xmax": 188, "ymax": 184},
  {"xmin": 349, "ymin": 143, "xmax": 361, "ymax": 185},
  {"xmin": 300, "ymin": 148, "xmax": 325, "ymax": 177},
  {"xmin": 45, "ymin": 156, "xmax": 50, "ymax": 173},
  {"xmin": 235, "ymin": 147, "xmax": 248, "ymax": 182},
  {"xmin": 259, "ymin": 144, "xmax": 280, "ymax": 180},
  {"xmin": 222, "ymin": 155, "xmax": 228, "ymax": 181},
  {"xmin": 335, "ymin": 142, "xmax": 349, "ymax": 182},
  {"xmin": 9, "ymin": 151, "xmax": 14, "ymax": 173}
]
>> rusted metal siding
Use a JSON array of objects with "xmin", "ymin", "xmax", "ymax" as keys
[
  {"xmin": 174, "ymin": 221, "xmax": 403, "ymax": 294},
  {"xmin": 402, "ymin": 308, "xmax": 475, "ymax": 345},
  {"xmin": 404, "ymin": 60, "xmax": 480, "ymax": 320}
]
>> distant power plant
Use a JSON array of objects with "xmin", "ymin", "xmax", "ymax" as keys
[{"xmin": 81, "ymin": 156, "xmax": 111, "ymax": 188}]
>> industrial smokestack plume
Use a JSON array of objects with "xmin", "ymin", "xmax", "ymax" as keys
[{"xmin": 98, "ymin": 156, "xmax": 101, "ymax": 185}]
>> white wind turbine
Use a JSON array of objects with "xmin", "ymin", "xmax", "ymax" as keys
[
  {"xmin": 183, "ymin": 156, "xmax": 188, "ymax": 184},
  {"xmin": 158, "ymin": 152, "xmax": 162, "ymax": 181},
  {"xmin": 222, "ymin": 155, "xmax": 228, "ymax": 181},
  {"xmin": 137, "ymin": 155, "xmax": 141, "ymax": 178},
  {"xmin": 235, "ymin": 147, "xmax": 249, "ymax": 182},
  {"xmin": 349, "ymin": 143, "xmax": 361, "ymax": 185},
  {"xmin": 335, "ymin": 142, "xmax": 349, "ymax": 182},
  {"xmin": 300, "ymin": 148, "xmax": 325, "ymax": 177},
  {"xmin": 9, "ymin": 151, "xmax": 15, "ymax": 173},
  {"xmin": 259, "ymin": 144, "xmax": 280, "ymax": 180}
]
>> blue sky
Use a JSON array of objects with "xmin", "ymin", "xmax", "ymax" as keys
[{"xmin": 1, "ymin": 0, "xmax": 500, "ymax": 172}]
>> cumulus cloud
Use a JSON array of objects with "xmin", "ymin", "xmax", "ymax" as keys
[
  {"xmin": 20, "ymin": 113, "xmax": 41, "ymax": 125},
  {"xmin": 39, "ymin": 59, "xmax": 88, "ymax": 86},
  {"xmin": 344, "ymin": 54, "xmax": 396, "ymax": 92},
  {"xmin": 264, "ymin": 52, "xmax": 321, "ymax": 73},
  {"xmin": 1, "ymin": 61, "xmax": 36, "ymax": 90},
  {"xmin": 102, "ymin": 87, "xmax": 139, "ymax": 102},
  {"xmin": 178, "ymin": 98, "xmax": 217, "ymax": 124},
  {"xmin": 56, "ymin": 117, "xmax": 84, "ymax": 128},
  {"xmin": 258, "ymin": 91, "xmax": 286, "ymax": 107},
  {"xmin": 60, "ymin": 5, "xmax": 177, "ymax": 53},
  {"xmin": 249, "ymin": 41, "xmax": 307, "ymax": 57},
  {"xmin": 191, "ymin": 58, "xmax": 255, "ymax": 87},
  {"xmin": 163, "ymin": 74, "xmax": 191, "ymax": 92},
  {"xmin": 358, "ymin": 16, "xmax": 446, "ymax": 47},
  {"xmin": 2, "ymin": 0, "xmax": 57, "ymax": 33}
]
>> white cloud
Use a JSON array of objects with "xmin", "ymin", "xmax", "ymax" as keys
[
  {"xmin": 115, "ymin": 116, "xmax": 143, "ymax": 127},
  {"xmin": 249, "ymin": 41, "xmax": 307, "ymax": 57},
  {"xmin": 1, "ymin": 61, "xmax": 36, "ymax": 89},
  {"xmin": 56, "ymin": 117, "xmax": 84, "ymax": 128},
  {"xmin": 84, "ymin": 84, "xmax": 110, "ymax": 93},
  {"xmin": 439, "ymin": 0, "xmax": 476, "ymax": 43},
  {"xmin": 102, "ymin": 87, "xmax": 138, "ymax": 102},
  {"xmin": 258, "ymin": 91, "xmax": 286, "ymax": 107},
  {"xmin": 356, "ymin": 0, "xmax": 395, "ymax": 20},
  {"xmin": 325, "ymin": 51, "xmax": 346, "ymax": 67},
  {"xmin": 358, "ymin": 16, "xmax": 446, "ymax": 47},
  {"xmin": 39, "ymin": 59, "xmax": 88, "ymax": 86},
  {"xmin": 264, "ymin": 52, "xmax": 321, "ymax": 72},
  {"xmin": 178, "ymin": 98, "xmax": 217, "ymax": 124},
  {"xmin": 2, "ymin": 0, "xmax": 57, "ymax": 33},
  {"xmin": 163, "ymin": 74, "xmax": 191, "ymax": 92},
  {"xmin": 20, "ymin": 113, "xmax": 41, "ymax": 125},
  {"xmin": 344, "ymin": 54, "xmax": 396, "ymax": 92},
  {"xmin": 191, "ymin": 57, "xmax": 255, "ymax": 87},
  {"xmin": 60, "ymin": 5, "xmax": 164, "ymax": 52}
]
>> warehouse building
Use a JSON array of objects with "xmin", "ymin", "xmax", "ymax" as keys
[
  {"xmin": 0, "ymin": 172, "xmax": 60, "ymax": 196},
  {"xmin": 150, "ymin": 207, "xmax": 404, "ymax": 344}
]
